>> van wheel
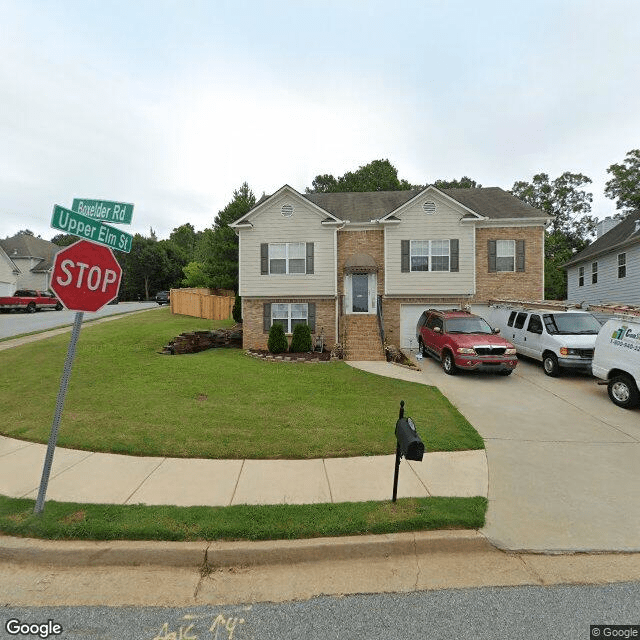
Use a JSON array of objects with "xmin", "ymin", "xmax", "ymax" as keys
[
  {"xmin": 542, "ymin": 353, "xmax": 560, "ymax": 377},
  {"xmin": 441, "ymin": 351, "xmax": 458, "ymax": 375},
  {"xmin": 608, "ymin": 374, "xmax": 640, "ymax": 409}
]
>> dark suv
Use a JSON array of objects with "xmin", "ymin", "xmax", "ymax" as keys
[
  {"xmin": 416, "ymin": 309, "xmax": 518, "ymax": 375},
  {"xmin": 155, "ymin": 291, "xmax": 170, "ymax": 305}
]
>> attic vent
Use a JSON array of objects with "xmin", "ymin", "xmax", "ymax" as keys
[
  {"xmin": 423, "ymin": 201, "xmax": 436, "ymax": 214},
  {"xmin": 281, "ymin": 204, "xmax": 294, "ymax": 217}
]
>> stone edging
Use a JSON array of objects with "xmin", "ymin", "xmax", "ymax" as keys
[{"xmin": 245, "ymin": 350, "xmax": 338, "ymax": 363}]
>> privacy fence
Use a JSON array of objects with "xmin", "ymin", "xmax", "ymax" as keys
[{"xmin": 170, "ymin": 288, "xmax": 235, "ymax": 321}]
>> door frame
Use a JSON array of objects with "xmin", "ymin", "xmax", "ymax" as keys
[{"xmin": 344, "ymin": 272, "xmax": 377, "ymax": 314}]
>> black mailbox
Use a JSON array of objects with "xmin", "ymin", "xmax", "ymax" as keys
[{"xmin": 395, "ymin": 416, "xmax": 424, "ymax": 461}]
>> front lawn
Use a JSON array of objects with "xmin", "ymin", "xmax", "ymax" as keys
[{"xmin": 0, "ymin": 307, "xmax": 483, "ymax": 459}]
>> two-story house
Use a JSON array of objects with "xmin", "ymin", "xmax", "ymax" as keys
[{"xmin": 230, "ymin": 184, "xmax": 549, "ymax": 359}]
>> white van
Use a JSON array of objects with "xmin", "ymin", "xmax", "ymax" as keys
[
  {"xmin": 592, "ymin": 317, "xmax": 640, "ymax": 409},
  {"xmin": 488, "ymin": 306, "xmax": 601, "ymax": 376}
]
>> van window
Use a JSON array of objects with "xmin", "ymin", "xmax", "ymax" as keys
[
  {"xmin": 507, "ymin": 311, "xmax": 517, "ymax": 327},
  {"xmin": 527, "ymin": 314, "xmax": 543, "ymax": 334},
  {"xmin": 514, "ymin": 312, "xmax": 527, "ymax": 330},
  {"xmin": 543, "ymin": 313, "xmax": 601, "ymax": 335}
]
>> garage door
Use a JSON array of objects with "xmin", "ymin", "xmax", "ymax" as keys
[{"xmin": 399, "ymin": 304, "xmax": 453, "ymax": 350}]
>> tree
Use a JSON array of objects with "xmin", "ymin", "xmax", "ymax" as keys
[
  {"xmin": 511, "ymin": 172, "xmax": 596, "ymax": 300},
  {"xmin": 604, "ymin": 149, "xmax": 640, "ymax": 216},
  {"xmin": 433, "ymin": 176, "xmax": 482, "ymax": 190},
  {"xmin": 306, "ymin": 159, "xmax": 415, "ymax": 193},
  {"xmin": 50, "ymin": 233, "xmax": 77, "ymax": 247},
  {"xmin": 181, "ymin": 261, "xmax": 209, "ymax": 288},
  {"xmin": 169, "ymin": 223, "xmax": 199, "ymax": 261}
]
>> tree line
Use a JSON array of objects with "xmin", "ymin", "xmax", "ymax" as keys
[{"xmin": 48, "ymin": 149, "xmax": 640, "ymax": 301}]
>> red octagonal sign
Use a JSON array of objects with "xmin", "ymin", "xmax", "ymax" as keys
[{"xmin": 51, "ymin": 239, "xmax": 122, "ymax": 312}]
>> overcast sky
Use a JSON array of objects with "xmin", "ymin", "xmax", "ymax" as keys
[{"xmin": 2, "ymin": 0, "xmax": 639, "ymax": 242}]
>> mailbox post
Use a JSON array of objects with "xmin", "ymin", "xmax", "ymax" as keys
[{"xmin": 392, "ymin": 400, "xmax": 425, "ymax": 502}]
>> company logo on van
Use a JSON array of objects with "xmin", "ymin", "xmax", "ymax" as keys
[{"xmin": 611, "ymin": 325, "xmax": 640, "ymax": 341}]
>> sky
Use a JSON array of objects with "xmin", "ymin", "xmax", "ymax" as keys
[{"xmin": 2, "ymin": 0, "xmax": 639, "ymax": 242}]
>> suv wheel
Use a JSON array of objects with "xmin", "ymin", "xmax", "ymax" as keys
[
  {"xmin": 608, "ymin": 374, "xmax": 640, "ymax": 409},
  {"xmin": 542, "ymin": 353, "xmax": 560, "ymax": 377},
  {"xmin": 441, "ymin": 351, "xmax": 458, "ymax": 376},
  {"xmin": 419, "ymin": 339, "xmax": 427, "ymax": 358}
]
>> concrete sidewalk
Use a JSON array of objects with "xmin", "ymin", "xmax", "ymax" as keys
[{"xmin": 0, "ymin": 435, "xmax": 486, "ymax": 507}]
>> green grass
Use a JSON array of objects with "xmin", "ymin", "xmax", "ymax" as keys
[
  {"xmin": 0, "ymin": 495, "xmax": 487, "ymax": 541},
  {"xmin": 0, "ymin": 307, "xmax": 483, "ymax": 458}
]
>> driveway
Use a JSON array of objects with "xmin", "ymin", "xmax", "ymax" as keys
[{"xmin": 415, "ymin": 354, "xmax": 640, "ymax": 552}]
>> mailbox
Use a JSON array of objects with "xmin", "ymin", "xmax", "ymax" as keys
[{"xmin": 395, "ymin": 416, "xmax": 424, "ymax": 461}]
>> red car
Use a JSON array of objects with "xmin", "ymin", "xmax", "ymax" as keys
[{"xmin": 416, "ymin": 309, "xmax": 518, "ymax": 375}]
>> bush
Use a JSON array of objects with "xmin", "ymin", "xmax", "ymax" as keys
[
  {"xmin": 267, "ymin": 323, "xmax": 288, "ymax": 354},
  {"xmin": 232, "ymin": 294, "xmax": 242, "ymax": 323},
  {"xmin": 290, "ymin": 323, "xmax": 312, "ymax": 352}
]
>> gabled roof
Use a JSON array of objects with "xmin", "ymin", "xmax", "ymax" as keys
[
  {"xmin": 564, "ymin": 209, "xmax": 640, "ymax": 268},
  {"xmin": 442, "ymin": 187, "xmax": 546, "ymax": 220},
  {"xmin": 0, "ymin": 234, "xmax": 60, "ymax": 272},
  {"xmin": 0, "ymin": 245, "xmax": 20, "ymax": 273}
]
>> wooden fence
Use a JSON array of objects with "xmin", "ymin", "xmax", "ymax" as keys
[{"xmin": 170, "ymin": 288, "xmax": 235, "ymax": 321}]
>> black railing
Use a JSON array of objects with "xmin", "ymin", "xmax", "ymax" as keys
[{"xmin": 376, "ymin": 295, "xmax": 385, "ymax": 345}]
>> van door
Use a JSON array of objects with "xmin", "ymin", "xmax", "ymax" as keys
[
  {"xmin": 508, "ymin": 311, "xmax": 529, "ymax": 354},
  {"xmin": 523, "ymin": 314, "xmax": 544, "ymax": 360}
]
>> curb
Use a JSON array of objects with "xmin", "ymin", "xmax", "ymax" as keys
[{"xmin": 0, "ymin": 529, "xmax": 491, "ymax": 568}]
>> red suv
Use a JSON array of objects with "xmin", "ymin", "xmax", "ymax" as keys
[{"xmin": 416, "ymin": 309, "xmax": 518, "ymax": 375}]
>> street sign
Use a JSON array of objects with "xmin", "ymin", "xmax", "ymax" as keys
[
  {"xmin": 50, "ymin": 239, "xmax": 122, "ymax": 312},
  {"xmin": 71, "ymin": 198, "xmax": 134, "ymax": 224},
  {"xmin": 51, "ymin": 205, "xmax": 132, "ymax": 253}
]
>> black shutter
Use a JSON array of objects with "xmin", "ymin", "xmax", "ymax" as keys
[
  {"xmin": 306, "ymin": 243, "xmax": 314, "ymax": 274},
  {"xmin": 488, "ymin": 240, "xmax": 497, "ymax": 273},
  {"xmin": 450, "ymin": 239, "xmax": 459, "ymax": 272},
  {"xmin": 401, "ymin": 240, "xmax": 410, "ymax": 272},
  {"xmin": 307, "ymin": 302, "xmax": 316, "ymax": 332},
  {"xmin": 516, "ymin": 240, "xmax": 525, "ymax": 272},
  {"xmin": 261, "ymin": 244, "xmax": 269, "ymax": 275},
  {"xmin": 263, "ymin": 303, "xmax": 271, "ymax": 332}
]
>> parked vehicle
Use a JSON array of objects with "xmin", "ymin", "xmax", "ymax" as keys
[
  {"xmin": 592, "ymin": 317, "xmax": 640, "ymax": 409},
  {"xmin": 0, "ymin": 289, "xmax": 62, "ymax": 313},
  {"xmin": 416, "ymin": 309, "xmax": 518, "ymax": 375},
  {"xmin": 155, "ymin": 291, "xmax": 170, "ymax": 305},
  {"xmin": 487, "ymin": 305, "xmax": 601, "ymax": 377}
]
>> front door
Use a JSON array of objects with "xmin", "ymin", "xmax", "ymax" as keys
[{"xmin": 352, "ymin": 273, "xmax": 369, "ymax": 313}]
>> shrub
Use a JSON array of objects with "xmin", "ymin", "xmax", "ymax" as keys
[
  {"xmin": 267, "ymin": 322, "xmax": 288, "ymax": 354},
  {"xmin": 232, "ymin": 294, "xmax": 242, "ymax": 323},
  {"xmin": 290, "ymin": 323, "xmax": 312, "ymax": 352}
]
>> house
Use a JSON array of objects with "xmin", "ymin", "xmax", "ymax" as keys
[
  {"xmin": 0, "ymin": 233, "xmax": 61, "ymax": 295},
  {"xmin": 230, "ymin": 184, "xmax": 550, "ymax": 359},
  {"xmin": 564, "ymin": 210, "xmax": 640, "ymax": 306}
]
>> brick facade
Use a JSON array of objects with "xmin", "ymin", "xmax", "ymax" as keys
[
  {"xmin": 242, "ymin": 297, "xmax": 336, "ymax": 350},
  {"xmin": 337, "ymin": 229, "xmax": 384, "ymax": 296},
  {"xmin": 474, "ymin": 227, "xmax": 545, "ymax": 301}
]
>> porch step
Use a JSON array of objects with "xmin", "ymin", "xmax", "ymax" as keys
[{"xmin": 344, "ymin": 315, "xmax": 386, "ymax": 361}]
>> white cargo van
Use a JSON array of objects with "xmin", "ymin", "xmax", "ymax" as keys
[
  {"xmin": 488, "ymin": 306, "xmax": 601, "ymax": 376},
  {"xmin": 592, "ymin": 317, "xmax": 640, "ymax": 409}
]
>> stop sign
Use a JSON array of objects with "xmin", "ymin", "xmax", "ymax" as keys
[{"xmin": 51, "ymin": 239, "xmax": 122, "ymax": 312}]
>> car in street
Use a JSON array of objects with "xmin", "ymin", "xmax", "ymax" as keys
[
  {"xmin": 0, "ymin": 289, "xmax": 62, "ymax": 313},
  {"xmin": 155, "ymin": 291, "xmax": 170, "ymax": 305},
  {"xmin": 416, "ymin": 309, "xmax": 518, "ymax": 375}
]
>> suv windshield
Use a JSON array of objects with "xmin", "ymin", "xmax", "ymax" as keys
[
  {"xmin": 543, "ymin": 313, "xmax": 602, "ymax": 335},
  {"xmin": 444, "ymin": 316, "xmax": 493, "ymax": 334}
]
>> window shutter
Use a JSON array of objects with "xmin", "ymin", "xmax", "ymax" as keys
[
  {"xmin": 488, "ymin": 240, "xmax": 497, "ymax": 273},
  {"xmin": 306, "ymin": 243, "xmax": 314, "ymax": 274},
  {"xmin": 263, "ymin": 303, "xmax": 271, "ymax": 332},
  {"xmin": 516, "ymin": 240, "xmax": 525, "ymax": 272},
  {"xmin": 450, "ymin": 239, "xmax": 459, "ymax": 272},
  {"xmin": 307, "ymin": 302, "xmax": 316, "ymax": 332},
  {"xmin": 401, "ymin": 240, "xmax": 410, "ymax": 272},
  {"xmin": 260, "ymin": 244, "xmax": 269, "ymax": 275}
]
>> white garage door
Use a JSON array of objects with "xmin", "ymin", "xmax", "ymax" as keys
[{"xmin": 399, "ymin": 304, "xmax": 454, "ymax": 350}]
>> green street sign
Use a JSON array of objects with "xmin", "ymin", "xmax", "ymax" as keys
[
  {"xmin": 51, "ymin": 205, "xmax": 133, "ymax": 253},
  {"xmin": 71, "ymin": 198, "xmax": 134, "ymax": 224}
]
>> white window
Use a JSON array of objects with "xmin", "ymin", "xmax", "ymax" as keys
[
  {"xmin": 592, "ymin": 261, "xmax": 598, "ymax": 284},
  {"xmin": 271, "ymin": 303, "xmax": 308, "ymax": 333},
  {"xmin": 269, "ymin": 242, "xmax": 306, "ymax": 274},
  {"xmin": 618, "ymin": 253, "xmax": 626, "ymax": 279},
  {"xmin": 496, "ymin": 240, "xmax": 515, "ymax": 272},
  {"xmin": 578, "ymin": 266, "xmax": 584, "ymax": 287},
  {"xmin": 410, "ymin": 240, "xmax": 450, "ymax": 272}
]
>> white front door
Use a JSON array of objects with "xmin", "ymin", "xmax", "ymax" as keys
[{"xmin": 345, "ymin": 273, "xmax": 377, "ymax": 314}]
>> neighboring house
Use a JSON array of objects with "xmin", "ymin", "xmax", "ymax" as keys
[
  {"xmin": 230, "ymin": 184, "xmax": 550, "ymax": 359},
  {"xmin": 565, "ymin": 210, "xmax": 640, "ymax": 306},
  {"xmin": 0, "ymin": 234, "xmax": 61, "ymax": 294},
  {"xmin": 0, "ymin": 244, "xmax": 19, "ymax": 296}
]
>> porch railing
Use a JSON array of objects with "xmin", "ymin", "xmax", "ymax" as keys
[{"xmin": 376, "ymin": 295, "xmax": 385, "ymax": 346}]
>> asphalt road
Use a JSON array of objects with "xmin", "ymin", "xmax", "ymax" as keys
[
  {"xmin": 2, "ymin": 582, "xmax": 639, "ymax": 639},
  {"xmin": 0, "ymin": 301, "xmax": 159, "ymax": 339}
]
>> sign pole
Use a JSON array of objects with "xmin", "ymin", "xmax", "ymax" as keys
[{"xmin": 34, "ymin": 311, "xmax": 84, "ymax": 515}]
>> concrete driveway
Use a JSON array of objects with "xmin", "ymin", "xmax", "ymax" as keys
[{"xmin": 414, "ymin": 353, "xmax": 640, "ymax": 552}]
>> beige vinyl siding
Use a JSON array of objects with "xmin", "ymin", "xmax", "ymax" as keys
[
  {"xmin": 384, "ymin": 193, "xmax": 475, "ymax": 295},
  {"xmin": 238, "ymin": 194, "xmax": 336, "ymax": 297}
]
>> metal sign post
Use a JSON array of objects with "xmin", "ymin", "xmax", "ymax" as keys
[{"xmin": 34, "ymin": 312, "xmax": 84, "ymax": 514}]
